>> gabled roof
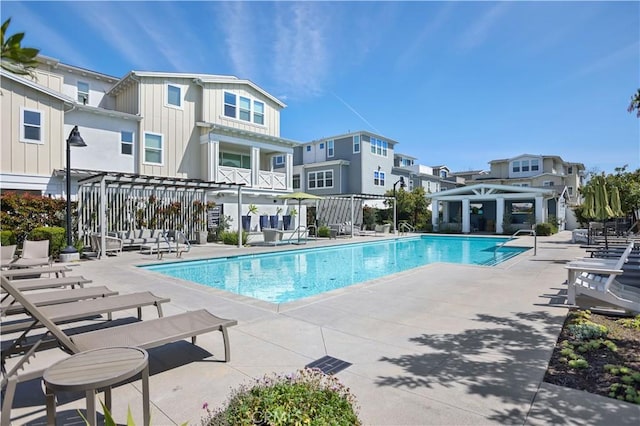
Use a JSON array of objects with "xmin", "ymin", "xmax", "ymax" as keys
[
  {"xmin": 37, "ymin": 55, "xmax": 119, "ymax": 83},
  {"xmin": 108, "ymin": 71, "xmax": 286, "ymax": 108},
  {"xmin": 1, "ymin": 70, "xmax": 75, "ymax": 104},
  {"xmin": 426, "ymin": 183, "xmax": 555, "ymax": 199}
]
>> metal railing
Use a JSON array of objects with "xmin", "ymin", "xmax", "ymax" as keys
[
  {"xmin": 496, "ymin": 227, "xmax": 537, "ymax": 256},
  {"xmin": 398, "ymin": 222, "xmax": 415, "ymax": 234}
]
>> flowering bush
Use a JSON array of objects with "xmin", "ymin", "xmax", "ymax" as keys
[{"xmin": 202, "ymin": 368, "xmax": 360, "ymax": 425}]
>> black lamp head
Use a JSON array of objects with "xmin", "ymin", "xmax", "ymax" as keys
[
  {"xmin": 399, "ymin": 176, "xmax": 406, "ymax": 188},
  {"xmin": 67, "ymin": 126, "xmax": 87, "ymax": 147}
]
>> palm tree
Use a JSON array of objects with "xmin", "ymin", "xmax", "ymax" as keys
[
  {"xmin": 1, "ymin": 18, "xmax": 39, "ymax": 77},
  {"xmin": 628, "ymin": 89, "xmax": 640, "ymax": 118}
]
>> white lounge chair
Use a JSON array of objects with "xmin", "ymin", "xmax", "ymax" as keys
[
  {"xmin": 10, "ymin": 240, "xmax": 50, "ymax": 268},
  {"xmin": 0, "ymin": 245, "xmax": 17, "ymax": 269},
  {"xmin": 566, "ymin": 242, "xmax": 640, "ymax": 313}
]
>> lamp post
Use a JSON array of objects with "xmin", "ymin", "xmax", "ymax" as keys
[
  {"xmin": 393, "ymin": 176, "xmax": 406, "ymax": 233},
  {"xmin": 60, "ymin": 126, "xmax": 87, "ymax": 257}
]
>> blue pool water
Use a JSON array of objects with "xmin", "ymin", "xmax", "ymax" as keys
[{"xmin": 142, "ymin": 236, "xmax": 527, "ymax": 303}]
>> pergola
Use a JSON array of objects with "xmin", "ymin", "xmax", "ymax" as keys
[
  {"xmin": 315, "ymin": 193, "xmax": 397, "ymax": 237},
  {"xmin": 75, "ymin": 170, "xmax": 246, "ymax": 250}
]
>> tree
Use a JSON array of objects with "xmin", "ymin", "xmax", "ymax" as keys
[
  {"xmin": 1, "ymin": 18, "xmax": 39, "ymax": 77},
  {"xmin": 628, "ymin": 89, "xmax": 640, "ymax": 118}
]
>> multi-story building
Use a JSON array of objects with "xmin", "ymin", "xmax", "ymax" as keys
[{"xmin": 1, "ymin": 56, "xmax": 301, "ymax": 234}]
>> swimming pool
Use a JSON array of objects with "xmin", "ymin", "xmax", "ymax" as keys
[{"xmin": 142, "ymin": 235, "xmax": 528, "ymax": 303}]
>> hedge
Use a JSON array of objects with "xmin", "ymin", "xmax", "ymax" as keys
[{"xmin": 28, "ymin": 226, "xmax": 66, "ymax": 256}]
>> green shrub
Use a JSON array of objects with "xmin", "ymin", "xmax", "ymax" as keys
[
  {"xmin": 220, "ymin": 230, "xmax": 248, "ymax": 246},
  {"xmin": 0, "ymin": 230, "xmax": 16, "ymax": 246},
  {"xmin": 535, "ymin": 223, "xmax": 553, "ymax": 236},
  {"xmin": 1, "ymin": 192, "xmax": 69, "ymax": 244},
  {"xmin": 28, "ymin": 226, "xmax": 66, "ymax": 257},
  {"xmin": 567, "ymin": 322, "xmax": 608, "ymax": 341},
  {"xmin": 202, "ymin": 368, "xmax": 360, "ymax": 426},
  {"xmin": 317, "ymin": 226, "xmax": 331, "ymax": 238}
]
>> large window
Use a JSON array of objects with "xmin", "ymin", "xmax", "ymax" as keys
[
  {"xmin": 219, "ymin": 152, "xmax": 250, "ymax": 169},
  {"xmin": 327, "ymin": 140, "xmax": 334, "ymax": 157},
  {"xmin": 121, "ymin": 131, "xmax": 134, "ymax": 155},
  {"xmin": 144, "ymin": 132, "xmax": 163, "ymax": 164},
  {"xmin": 20, "ymin": 108, "xmax": 42, "ymax": 143},
  {"xmin": 239, "ymin": 96, "xmax": 251, "ymax": 121},
  {"xmin": 223, "ymin": 91, "xmax": 265, "ymax": 125},
  {"xmin": 353, "ymin": 135, "xmax": 360, "ymax": 153},
  {"xmin": 224, "ymin": 92, "xmax": 236, "ymax": 118},
  {"xmin": 293, "ymin": 174, "xmax": 301, "ymax": 189},
  {"xmin": 308, "ymin": 170, "xmax": 333, "ymax": 189},
  {"xmin": 373, "ymin": 170, "xmax": 385, "ymax": 186},
  {"xmin": 512, "ymin": 161, "xmax": 521, "ymax": 173},
  {"xmin": 531, "ymin": 159, "xmax": 539, "ymax": 171},
  {"xmin": 254, "ymin": 101, "xmax": 264, "ymax": 125},
  {"xmin": 166, "ymin": 84, "xmax": 182, "ymax": 108},
  {"xmin": 513, "ymin": 159, "xmax": 540, "ymax": 174},
  {"xmin": 370, "ymin": 137, "xmax": 388, "ymax": 157},
  {"xmin": 77, "ymin": 81, "xmax": 89, "ymax": 104}
]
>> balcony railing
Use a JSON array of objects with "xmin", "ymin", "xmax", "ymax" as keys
[{"xmin": 217, "ymin": 166, "xmax": 287, "ymax": 190}]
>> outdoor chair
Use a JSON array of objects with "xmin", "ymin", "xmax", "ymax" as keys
[
  {"xmin": 0, "ymin": 245, "xmax": 17, "ymax": 269},
  {"xmin": 10, "ymin": 240, "xmax": 50, "ymax": 268},
  {"xmin": 90, "ymin": 233, "xmax": 123, "ymax": 258},
  {"xmin": 566, "ymin": 242, "xmax": 640, "ymax": 313},
  {"xmin": 1, "ymin": 285, "xmax": 118, "ymax": 316},
  {"xmin": 0, "ymin": 275, "xmax": 238, "ymax": 426},
  {"xmin": 262, "ymin": 229, "xmax": 284, "ymax": 245}
]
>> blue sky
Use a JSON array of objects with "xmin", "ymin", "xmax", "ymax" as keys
[{"xmin": 3, "ymin": 1, "xmax": 639, "ymax": 174}]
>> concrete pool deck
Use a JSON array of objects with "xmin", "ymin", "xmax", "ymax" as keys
[{"xmin": 3, "ymin": 231, "xmax": 639, "ymax": 425}]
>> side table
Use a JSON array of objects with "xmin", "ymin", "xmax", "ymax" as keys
[{"xmin": 43, "ymin": 347, "xmax": 150, "ymax": 426}]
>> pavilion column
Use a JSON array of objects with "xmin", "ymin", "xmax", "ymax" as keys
[
  {"xmin": 237, "ymin": 186, "xmax": 243, "ymax": 248},
  {"xmin": 286, "ymin": 153, "xmax": 293, "ymax": 191},
  {"xmin": 442, "ymin": 201, "xmax": 449, "ymax": 223},
  {"xmin": 432, "ymin": 199, "xmax": 440, "ymax": 231},
  {"xmin": 206, "ymin": 140, "xmax": 219, "ymax": 182},
  {"xmin": 251, "ymin": 147, "xmax": 260, "ymax": 187},
  {"xmin": 462, "ymin": 199, "xmax": 471, "ymax": 233},
  {"xmin": 535, "ymin": 196, "xmax": 544, "ymax": 224},
  {"xmin": 495, "ymin": 196, "xmax": 505, "ymax": 234}
]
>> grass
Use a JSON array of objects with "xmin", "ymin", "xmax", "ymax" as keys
[{"xmin": 544, "ymin": 309, "xmax": 640, "ymax": 404}]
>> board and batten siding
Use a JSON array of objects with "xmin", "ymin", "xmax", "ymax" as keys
[
  {"xmin": 114, "ymin": 81, "xmax": 139, "ymax": 116},
  {"xmin": 31, "ymin": 69, "xmax": 64, "ymax": 93},
  {"xmin": 137, "ymin": 77, "xmax": 200, "ymax": 178},
  {"xmin": 202, "ymin": 83, "xmax": 282, "ymax": 138},
  {"xmin": 1, "ymin": 77, "xmax": 66, "ymax": 176}
]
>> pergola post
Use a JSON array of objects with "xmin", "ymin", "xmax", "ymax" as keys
[{"xmin": 237, "ymin": 185, "xmax": 243, "ymax": 248}]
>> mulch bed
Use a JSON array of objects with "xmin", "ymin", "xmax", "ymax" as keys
[{"xmin": 544, "ymin": 310, "xmax": 640, "ymax": 401}]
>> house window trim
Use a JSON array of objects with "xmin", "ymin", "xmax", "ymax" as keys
[
  {"xmin": 274, "ymin": 155, "xmax": 285, "ymax": 166},
  {"xmin": 77, "ymin": 81, "xmax": 89, "ymax": 104},
  {"xmin": 239, "ymin": 96, "xmax": 251, "ymax": 122},
  {"xmin": 353, "ymin": 135, "xmax": 360, "ymax": 153},
  {"xmin": 307, "ymin": 169, "xmax": 334, "ymax": 189},
  {"xmin": 143, "ymin": 131, "xmax": 164, "ymax": 166},
  {"xmin": 20, "ymin": 107, "xmax": 44, "ymax": 144},
  {"xmin": 165, "ymin": 82, "xmax": 183, "ymax": 109},
  {"xmin": 253, "ymin": 100, "xmax": 265, "ymax": 125},
  {"xmin": 120, "ymin": 130, "xmax": 134, "ymax": 156},
  {"xmin": 327, "ymin": 140, "xmax": 334, "ymax": 158},
  {"xmin": 370, "ymin": 137, "xmax": 388, "ymax": 158},
  {"xmin": 373, "ymin": 170, "xmax": 386, "ymax": 187}
]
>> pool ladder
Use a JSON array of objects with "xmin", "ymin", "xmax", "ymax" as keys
[
  {"xmin": 398, "ymin": 221, "xmax": 415, "ymax": 234},
  {"xmin": 495, "ymin": 228, "xmax": 537, "ymax": 256}
]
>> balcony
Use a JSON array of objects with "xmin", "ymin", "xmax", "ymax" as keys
[{"xmin": 217, "ymin": 166, "xmax": 287, "ymax": 190}]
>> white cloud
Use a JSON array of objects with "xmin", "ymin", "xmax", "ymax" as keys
[
  {"xmin": 216, "ymin": 1, "xmax": 256, "ymax": 79},
  {"xmin": 457, "ymin": 2, "xmax": 510, "ymax": 50},
  {"xmin": 271, "ymin": 2, "xmax": 330, "ymax": 99}
]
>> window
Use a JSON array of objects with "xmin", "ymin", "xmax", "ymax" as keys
[
  {"xmin": 293, "ymin": 174, "xmax": 300, "ymax": 189},
  {"xmin": 373, "ymin": 170, "xmax": 385, "ymax": 186},
  {"xmin": 568, "ymin": 166, "xmax": 573, "ymax": 174},
  {"xmin": 308, "ymin": 170, "xmax": 333, "ymax": 189},
  {"xmin": 531, "ymin": 159, "xmax": 539, "ymax": 171},
  {"xmin": 522, "ymin": 161, "xmax": 530, "ymax": 172},
  {"xmin": 327, "ymin": 140, "xmax": 334, "ymax": 157},
  {"xmin": 254, "ymin": 101, "xmax": 264, "ymax": 125},
  {"xmin": 353, "ymin": 135, "xmax": 360, "ymax": 153},
  {"xmin": 167, "ymin": 84, "xmax": 181, "ymax": 107},
  {"xmin": 568, "ymin": 186, "xmax": 574, "ymax": 195},
  {"xmin": 224, "ymin": 92, "xmax": 236, "ymax": 118},
  {"xmin": 144, "ymin": 132, "xmax": 163, "ymax": 164},
  {"xmin": 20, "ymin": 108, "xmax": 42, "ymax": 143},
  {"xmin": 121, "ymin": 131, "xmax": 134, "ymax": 155},
  {"xmin": 77, "ymin": 81, "xmax": 89, "ymax": 104},
  {"xmin": 239, "ymin": 96, "xmax": 251, "ymax": 121},
  {"xmin": 370, "ymin": 138, "xmax": 388, "ymax": 157},
  {"xmin": 440, "ymin": 170, "xmax": 447, "ymax": 178},
  {"xmin": 274, "ymin": 155, "xmax": 284, "ymax": 166},
  {"xmin": 401, "ymin": 158, "xmax": 413, "ymax": 167},
  {"xmin": 543, "ymin": 181, "xmax": 553, "ymax": 187},
  {"xmin": 319, "ymin": 143, "xmax": 324, "ymax": 150},
  {"xmin": 512, "ymin": 161, "xmax": 520, "ymax": 173},
  {"xmin": 219, "ymin": 152, "xmax": 251, "ymax": 169},
  {"xmin": 306, "ymin": 145, "xmax": 311, "ymax": 152}
]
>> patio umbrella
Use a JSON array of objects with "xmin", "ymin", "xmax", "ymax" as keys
[
  {"xmin": 609, "ymin": 186, "xmax": 624, "ymax": 219},
  {"xmin": 591, "ymin": 175, "xmax": 614, "ymax": 248},
  {"xmin": 277, "ymin": 192, "xmax": 324, "ymax": 243}
]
